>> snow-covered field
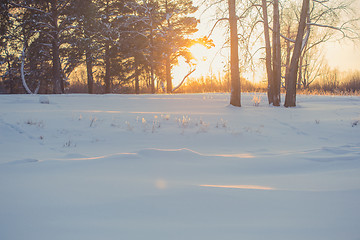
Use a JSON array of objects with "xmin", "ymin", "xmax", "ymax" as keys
[{"xmin": 1, "ymin": 93, "xmax": 360, "ymax": 240}]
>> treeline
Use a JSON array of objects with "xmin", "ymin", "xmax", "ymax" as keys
[
  {"xmin": 0, "ymin": 0, "xmax": 212, "ymax": 94},
  {"xmin": 66, "ymin": 68, "xmax": 360, "ymax": 95},
  {"xmin": 170, "ymin": 70, "xmax": 360, "ymax": 95},
  {"xmin": 66, "ymin": 69, "xmax": 268, "ymax": 94}
]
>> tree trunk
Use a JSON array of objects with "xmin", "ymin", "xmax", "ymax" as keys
[
  {"xmin": 165, "ymin": 0, "xmax": 172, "ymax": 94},
  {"xmin": 272, "ymin": 0, "xmax": 281, "ymax": 106},
  {"xmin": 298, "ymin": 53, "xmax": 304, "ymax": 89},
  {"xmin": 285, "ymin": 26, "xmax": 291, "ymax": 89},
  {"xmin": 85, "ymin": 49, "xmax": 94, "ymax": 94},
  {"xmin": 135, "ymin": 56, "xmax": 140, "ymax": 94},
  {"xmin": 20, "ymin": 42, "xmax": 33, "ymax": 94},
  {"xmin": 165, "ymin": 55, "xmax": 172, "ymax": 93},
  {"xmin": 51, "ymin": 0, "xmax": 63, "ymax": 94},
  {"xmin": 284, "ymin": 0, "xmax": 310, "ymax": 107},
  {"xmin": 261, "ymin": 0, "xmax": 273, "ymax": 105},
  {"xmin": 52, "ymin": 37, "xmax": 62, "ymax": 94},
  {"xmin": 104, "ymin": 43, "xmax": 111, "ymax": 94},
  {"xmin": 149, "ymin": 22, "xmax": 155, "ymax": 94},
  {"xmin": 228, "ymin": 0, "xmax": 241, "ymax": 107}
]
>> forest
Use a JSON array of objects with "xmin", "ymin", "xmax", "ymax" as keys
[{"xmin": 0, "ymin": 0, "xmax": 359, "ymax": 107}]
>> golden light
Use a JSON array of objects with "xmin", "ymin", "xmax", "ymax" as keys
[
  {"xmin": 189, "ymin": 43, "xmax": 209, "ymax": 62},
  {"xmin": 155, "ymin": 178, "xmax": 168, "ymax": 190},
  {"xmin": 172, "ymin": 43, "xmax": 212, "ymax": 86},
  {"xmin": 200, "ymin": 184, "xmax": 275, "ymax": 190}
]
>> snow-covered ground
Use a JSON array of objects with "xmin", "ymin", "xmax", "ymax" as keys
[{"xmin": 1, "ymin": 93, "xmax": 360, "ymax": 240}]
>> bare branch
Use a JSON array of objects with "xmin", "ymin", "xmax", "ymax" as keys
[
  {"xmin": 172, "ymin": 66, "xmax": 196, "ymax": 92},
  {"xmin": 207, "ymin": 18, "xmax": 228, "ymax": 38},
  {"xmin": 307, "ymin": 22, "xmax": 346, "ymax": 38}
]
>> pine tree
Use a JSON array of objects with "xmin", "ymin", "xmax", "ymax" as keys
[
  {"xmin": 8, "ymin": 0, "xmax": 76, "ymax": 94},
  {"xmin": 95, "ymin": 0, "xmax": 138, "ymax": 93},
  {"xmin": 68, "ymin": 0, "xmax": 100, "ymax": 94},
  {"xmin": 156, "ymin": 0, "xmax": 199, "ymax": 93}
]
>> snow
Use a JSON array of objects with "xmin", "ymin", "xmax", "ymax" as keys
[{"xmin": 0, "ymin": 93, "xmax": 360, "ymax": 240}]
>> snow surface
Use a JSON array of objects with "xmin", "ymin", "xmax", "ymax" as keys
[{"xmin": 0, "ymin": 93, "xmax": 360, "ymax": 240}]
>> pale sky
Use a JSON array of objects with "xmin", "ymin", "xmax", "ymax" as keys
[{"xmin": 326, "ymin": 40, "xmax": 360, "ymax": 72}]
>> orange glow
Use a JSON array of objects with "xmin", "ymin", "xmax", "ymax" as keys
[
  {"xmin": 211, "ymin": 153, "xmax": 255, "ymax": 158},
  {"xmin": 189, "ymin": 43, "xmax": 209, "ymax": 62},
  {"xmin": 155, "ymin": 178, "xmax": 168, "ymax": 190},
  {"xmin": 200, "ymin": 184, "xmax": 275, "ymax": 190},
  {"xmin": 172, "ymin": 44, "xmax": 211, "ymax": 86},
  {"xmin": 52, "ymin": 152, "xmax": 136, "ymax": 161}
]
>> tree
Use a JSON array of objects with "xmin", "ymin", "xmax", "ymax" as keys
[
  {"xmin": 283, "ymin": 0, "xmax": 359, "ymax": 106},
  {"xmin": 272, "ymin": 0, "xmax": 281, "ymax": 106},
  {"xmin": 284, "ymin": 0, "xmax": 310, "ymax": 107},
  {"xmin": 260, "ymin": 0, "xmax": 280, "ymax": 106},
  {"xmin": 69, "ymin": 0, "xmax": 101, "ymax": 94},
  {"xmin": 132, "ymin": 0, "xmax": 162, "ymax": 94},
  {"xmin": 9, "ymin": 0, "xmax": 77, "ymax": 94},
  {"xmin": 228, "ymin": 0, "xmax": 241, "ymax": 107},
  {"xmin": 156, "ymin": 0, "xmax": 199, "ymax": 93},
  {"xmin": 0, "ymin": 0, "xmax": 9, "ymax": 48},
  {"xmin": 261, "ymin": 0, "xmax": 273, "ymax": 105},
  {"xmin": 95, "ymin": 0, "xmax": 142, "ymax": 93}
]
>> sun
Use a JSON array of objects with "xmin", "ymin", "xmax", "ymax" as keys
[
  {"xmin": 172, "ymin": 43, "xmax": 213, "ymax": 86},
  {"xmin": 189, "ymin": 43, "xmax": 209, "ymax": 62}
]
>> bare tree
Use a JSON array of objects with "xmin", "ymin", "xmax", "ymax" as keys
[
  {"xmin": 228, "ymin": 0, "xmax": 241, "ymax": 107},
  {"xmin": 284, "ymin": 0, "xmax": 359, "ymax": 106},
  {"xmin": 284, "ymin": 0, "xmax": 310, "ymax": 107},
  {"xmin": 272, "ymin": 0, "xmax": 281, "ymax": 106},
  {"xmin": 261, "ymin": 0, "xmax": 273, "ymax": 104}
]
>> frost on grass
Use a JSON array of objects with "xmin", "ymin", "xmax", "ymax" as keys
[
  {"xmin": 111, "ymin": 114, "xmax": 237, "ymax": 135},
  {"xmin": 24, "ymin": 119, "xmax": 45, "ymax": 128},
  {"xmin": 63, "ymin": 139, "xmax": 76, "ymax": 148},
  {"xmin": 216, "ymin": 118, "xmax": 228, "ymax": 129}
]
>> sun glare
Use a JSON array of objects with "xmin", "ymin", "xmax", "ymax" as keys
[
  {"xmin": 172, "ymin": 43, "xmax": 214, "ymax": 86},
  {"xmin": 190, "ymin": 43, "xmax": 209, "ymax": 62},
  {"xmin": 200, "ymin": 184, "xmax": 275, "ymax": 190}
]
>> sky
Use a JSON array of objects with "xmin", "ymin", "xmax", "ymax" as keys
[
  {"xmin": 172, "ymin": 0, "xmax": 360, "ymax": 85},
  {"xmin": 325, "ymin": 40, "xmax": 360, "ymax": 72}
]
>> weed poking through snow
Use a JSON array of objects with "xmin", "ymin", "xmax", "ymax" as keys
[
  {"xmin": 89, "ymin": 117, "xmax": 97, "ymax": 127},
  {"xmin": 252, "ymin": 94, "xmax": 261, "ymax": 106},
  {"xmin": 216, "ymin": 118, "xmax": 228, "ymax": 129},
  {"xmin": 25, "ymin": 119, "xmax": 45, "ymax": 128},
  {"xmin": 63, "ymin": 139, "xmax": 76, "ymax": 148},
  {"xmin": 125, "ymin": 121, "xmax": 133, "ymax": 131}
]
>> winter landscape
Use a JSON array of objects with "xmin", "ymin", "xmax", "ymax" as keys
[{"xmin": 0, "ymin": 93, "xmax": 360, "ymax": 240}]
